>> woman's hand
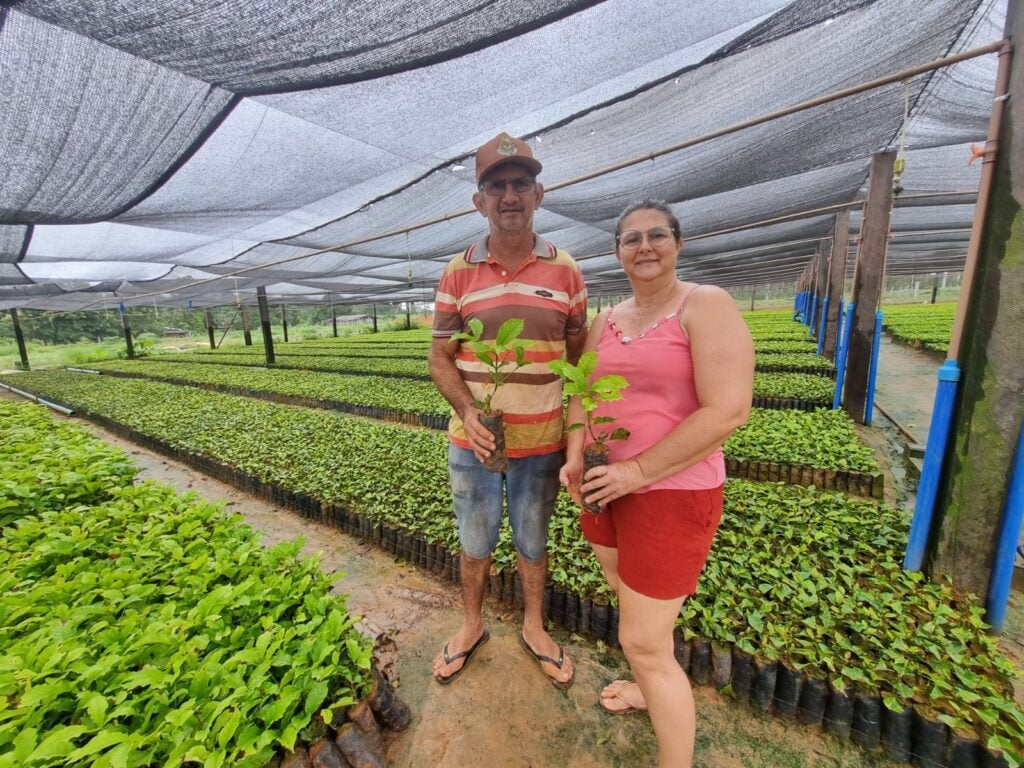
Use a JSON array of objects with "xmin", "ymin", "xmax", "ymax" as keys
[
  {"xmin": 559, "ymin": 454, "xmax": 584, "ymax": 507},
  {"xmin": 580, "ymin": 459, "xmax": 645, "ymax": 509}
]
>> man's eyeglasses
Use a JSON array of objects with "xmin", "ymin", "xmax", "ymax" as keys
[
  {"xmin": 479, "ymin": 176, "xmax": 536, "ymax": 197},
  {"xmin": 616, "ymin": 226, "xmax": 677, "ymax": 251}
]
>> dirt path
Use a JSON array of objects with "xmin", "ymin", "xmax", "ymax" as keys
[
  {"xmin": 57, "ymin": 417, "xmax": 902, "ymax": 768},
  {"xmin": 872, "ymin": 337, "xmax": 942, "ymax": 446}
]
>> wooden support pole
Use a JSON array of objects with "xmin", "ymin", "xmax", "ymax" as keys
[
  {"xmin": 120, "ymin": 306, "xmax": 136, "ymax": 360},
  {"xmin": 823, "ymin": 209, "xmax": 850, "ymax": 360},
  {"xmin": 813, "ymin": 242, "xmax": 830, "ymax": 338},
  {"xmin": 280, "ymin": 305, "xmax": 289, "ymax": 343},
  {"xmin": 372, "ymin": 304, "xmax": 378, "ymax": 333},
  {"xmin": 931, "ymin": 274, "xmax": 940, "ymax": 304},
  {"xmin": 205, "ymin": 308, "xmax": 216, "ymax": 349},
  {"xmin": 843, "ymin": 151, "xmax": 895, "ymax": 423},
  {"xmin": 9, "ymin": 308, "xmax": 30, "ymax": 370},
  {"xmin": 933, "ymin": 26, "xmax": 1019, "ymax": 596},
  {"xmin": 257, "ymin": 287, "xmax": 276, "ymax": 365},
  {"xmin": 240, "ymin": 303, "xmax": 253, "ymax": 346},
  {"xmin": 331, "ymin": 302, "xmax": 338, "ymax": 337}
]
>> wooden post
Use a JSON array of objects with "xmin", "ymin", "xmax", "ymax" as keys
[
  {"xmin": 813, "ymin": 242, "xmax": 830, "ymax": 338},
  {"xmin": 240, "ymin": 303, "xmax": 253, "ymax": 346},
  {"xmin": 749, "ymin": 287, "xmax": 756, "ymax": 311},
  {"xmin": 823, "ymin": 209, "xmax": 850, "ymax": 360},
  {"xmin": 843, "ymin": 151, "xmax": 895, "ymax": 424},
  {"xmin": 931, "ymin": 274, "xmax": 940, "ymax": 304},
  {"xmin": 331, "ymin": 302, "xmax": 338, "ymax": 337},
  {"xmin": 280, "ymin": 305, "xmax": 289, "ymax": 343},
  {"xmin": 405, "ymin": 302, "xmax": 411, "ymax": 329},
  {"xmin": 9, "ymin": 308, "xmax": 30, "ymax": 370},
  {"xmin": 372, "ymin": 304, "xmax": 378, "ymax": 333},
  {"xmin": 933, "ymin": 22, "xmax": 1020, "ymax": 596},
  {"xmin": 120, "ymin": 305, "xmax": 136, "ymax": 360},
  {"xmin": 205, "ymin": 308, "xmax": 216, "ymax": 349},
  {"xmin": 257, "ymin": 287, "xmax": 276, "ymax": 365}
]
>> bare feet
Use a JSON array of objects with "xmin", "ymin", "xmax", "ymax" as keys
[{"xmin": 600, "ymin": 679, "xmax": 648, "ymax": 714}]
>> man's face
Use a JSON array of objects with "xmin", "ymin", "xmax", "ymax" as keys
[{"xmin": 472, "ymin": 162, "xmax": 544, "ymax": 235}]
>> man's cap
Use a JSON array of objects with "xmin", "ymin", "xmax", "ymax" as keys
[{"xmin": 475, "ymin": 132, "xmax": 542, "ymax": 183}]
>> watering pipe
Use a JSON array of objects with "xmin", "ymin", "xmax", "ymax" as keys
[
  {"xmin": 0, "ymin": 381, "xmax": 75, "ymax": 415},
  {"xmin": 986, "ymin": 421, "xmax": 1024, "ymax": 631},
  {"xmin": 832, "ymin": 302, "xmax": 855, "ymax": 409},
  {"xmin": 863, "ymin": 311, "xmax": 883, "ymax": 426},
  {"xmin": 817, "ymin": 296, "xmax": 830, "ymax": 355},
  {"xmin": 903, "ymin": 40, "xmax": 1012, "ymax": 572}
]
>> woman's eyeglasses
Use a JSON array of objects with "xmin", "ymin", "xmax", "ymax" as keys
[
  {"xmin": 479, "ymin": 176, "xmax": 536, "ymax": 196},
  {"xmin": 616, "ymin": 226, "xmax": 677, "ymax": 251}
]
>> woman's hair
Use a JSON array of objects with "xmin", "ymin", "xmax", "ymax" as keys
[{"xmin": 615, "ymin": 199, "xmax": 682, "ymax": 239}]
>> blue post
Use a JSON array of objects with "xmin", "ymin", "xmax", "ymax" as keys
[
  {"xmin": 986, "ymin": 421, "xmax": 1024, "ymax": 632},
  {"xmin": 864, "ymin": 311, "xmax": 883, "ymax": 426},
  {"xmin": 904, "ymin": 360, "xmax": 961, "ymax": 571},
  {"xmin": 808, "ymin": 291, "xmax": 817, "ymax": 329},
  {"xmin": 832, "ymin": 302, "xmax": 855, "ymax": 409},
  {"xmin": 816, "ymin": 296, "xmax": 830, "ymax": 355}
]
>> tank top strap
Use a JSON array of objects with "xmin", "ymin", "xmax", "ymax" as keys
[{"xmin": 675, "ymin": 284, "xmax": 702, "ymax": 316}]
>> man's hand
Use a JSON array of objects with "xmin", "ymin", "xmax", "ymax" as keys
[{"xmin": 460, "ymin": 404, "xmax": 497, "ymax": 462}]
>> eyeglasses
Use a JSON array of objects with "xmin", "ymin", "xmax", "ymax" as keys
[
  {"xmin": 479, "ymin": 176, "xmax": 536, "ymax": 196},
  {"xmin": 616, "ymin": 226, "xmax": 677, "ymax": 251}
]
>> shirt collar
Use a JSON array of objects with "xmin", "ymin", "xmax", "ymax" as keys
[{"xmin": 465, "ymin": 232, "xmax": 556, "ymax": 264}]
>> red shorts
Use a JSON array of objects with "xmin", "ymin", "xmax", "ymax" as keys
[{"xmin": 581, "ymin": 486, "xmax": 723, "ymax": 599}]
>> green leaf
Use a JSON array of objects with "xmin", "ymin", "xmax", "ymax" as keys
[
  {"xmin": 495, "ymin": 318, "xmax": 524, "ymax": 347},
  {"xmin": 67, "ymin": 730, "xmax": 129, "ymax": 761}
]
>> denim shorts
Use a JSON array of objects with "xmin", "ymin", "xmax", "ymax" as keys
[{"xmin": 448, "ymin": 444, "xmax": 563, "ymax": 563}]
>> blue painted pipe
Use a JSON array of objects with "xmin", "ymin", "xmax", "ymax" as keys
[
  {"xmin": 986, "ymin": 420, "xmax": 1024, "ymax": 631},
  {"xmin": 832, "ymin": 302, "xmax": 855, "ymax": 409},
  {"xmin": 904, "ymin": 360, "xmax": 961, "ymax": 571},
  {"xmin": 816, "ymin": 296, "xmax": 830, "ymax": 355},
  {"xmin": 863, "ymin": 311, "xmax": 883, "ymax": 426},
  {"xmin": 808, "ymin": 291, "xmax": 817, "ymax": 328}
]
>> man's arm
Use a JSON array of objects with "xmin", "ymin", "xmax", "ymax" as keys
[
  {"xmin": 565, "ymin": 324, "xmax": 587, "ymax": 366},
  {"xmin": 428, "ymin": 335, "xmax": 496, "ymax": 460}
]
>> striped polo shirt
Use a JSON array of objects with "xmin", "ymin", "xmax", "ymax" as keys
[{"xmin": 433, "ymin": 233, "xmax": 588, "ymax": 457}]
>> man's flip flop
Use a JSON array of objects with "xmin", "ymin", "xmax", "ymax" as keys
[
  {"xmin": 434, "ymin": 629, "xmax": 490, "ymax": 685},
  {"xmin": 517, "ymin": 635, "xmax": 575, "ymax": 689},
  {"xmin": 600, "ymin": 679, "xmax": 648, "ymax": 715}
]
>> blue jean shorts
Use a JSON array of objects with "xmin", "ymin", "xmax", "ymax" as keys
[{"xmin": 448, "ymin": 444, "xmax": 563, "ymax": 563}]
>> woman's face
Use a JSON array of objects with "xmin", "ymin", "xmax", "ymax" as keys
[{"xmin": 616, "ymin": 208, "xmax": 682, "ymax": 281}]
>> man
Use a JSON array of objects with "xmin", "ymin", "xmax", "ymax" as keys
[{"xmin": 429, "ymin": 132, "xmax": 587, "ymax": 687}]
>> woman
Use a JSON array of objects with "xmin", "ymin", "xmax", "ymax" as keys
[{"xmin": 560, "ymin": 200, "xmax": 754, "ymax": 767}]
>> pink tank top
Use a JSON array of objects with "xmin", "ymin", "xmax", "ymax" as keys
[{"xmin": 590, "ymin": 285, "xmax": 725, "ymax": 492}]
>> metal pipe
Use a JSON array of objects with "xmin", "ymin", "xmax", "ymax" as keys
[
  {"xmin": 986, "ymin": 420, "xmax": 1024, "ymax": 631},
  {"xmin": 864, "ymin": 311, "xmax": 884, "ymax": 426},
  {"xmin": 816, "ymin": 296, "xmax": 830, "ymax": 355},
  {"xmin": 905, "ymin": 361, "xmax": 962, "ymax": 570},
  {"xmin": 949, "ymin": 41, "xmax": 1013, "ymax": 362},
  {"xmin": 832, "ymin": 302, "xmax": 855, "ymax": 409}
]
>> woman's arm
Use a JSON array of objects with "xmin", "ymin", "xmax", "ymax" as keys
[{"xmin": 580, "ymin": 287, "xmax": 754, "ymax": 507}]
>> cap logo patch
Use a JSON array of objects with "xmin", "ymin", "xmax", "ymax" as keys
[{"xmin": 497, "ymin": 135, "xmax": 519, "ymax": 157}]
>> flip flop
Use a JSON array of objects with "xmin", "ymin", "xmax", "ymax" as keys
[
  {"xmin": 517, "ymin": 635, "xmax": 575, "ymax": 689},
  {"xmin": 434, "ymin": 629, "xmax": 490, "ymax": 685},
  {"xmin": 600, "ymin": 679, "xmax": 648, "ymax": 715}
]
